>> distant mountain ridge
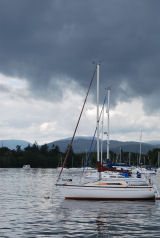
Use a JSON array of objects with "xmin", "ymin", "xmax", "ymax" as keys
[
  {"xmin": 147, "ymin": 140, "xmax": 160, "ymax": 145},
  {"xmin": 0, "ymin": 140, "xmax": 32, "ymax": 150},
  {"xmin": 47, "ymin": 136, "xmax": 160, "ymax": 154},
  {"xmin": 1, "ymin": 137, "xmax": 160, "ymax": 154}
]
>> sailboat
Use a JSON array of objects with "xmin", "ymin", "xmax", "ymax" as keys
[
  {"xmin": 56, "ymin": 64, "xmax": 156, "ymax": 200},
  {"xmin": 132, "ymin": 130, "xmax": 156, "ymax": 176}
]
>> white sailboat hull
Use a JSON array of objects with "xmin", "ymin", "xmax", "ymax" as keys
[{"xmin": 58, "ymin": 184, "xmax": 155, "ymax": 200}]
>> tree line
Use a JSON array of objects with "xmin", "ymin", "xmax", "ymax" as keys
[{"xmin": 0, "ymin": 142, "xmax": 159, "ymax": 168}]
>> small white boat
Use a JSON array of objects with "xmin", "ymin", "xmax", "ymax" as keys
[
  {"xmin": 60, "ymin": 168, "xmax": 155, "ymax": 200},
  {"xmin": 22, "ymin": 164, "xmax": 31, "ymax": 169}
]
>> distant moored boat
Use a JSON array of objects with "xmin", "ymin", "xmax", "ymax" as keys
[{"xmin": 22, "ymin": 164, "xmax": 31, "ymax": 169}]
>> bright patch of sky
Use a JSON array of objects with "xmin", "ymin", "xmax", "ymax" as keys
[
  {"xmin": 0, "ymin": 73, "xmax": 27, "ymax": 89},
  {"xmin": 0, "ymin": 73, "xmax": 160, "ymax": 145}
]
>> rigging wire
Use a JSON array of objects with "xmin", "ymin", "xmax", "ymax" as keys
[{"xmin": 56, "ymin": 66, "xmax": 97, "ymax": 182}]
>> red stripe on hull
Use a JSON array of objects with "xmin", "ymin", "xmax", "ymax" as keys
[{"xmin": 65, "ymin": 197, "xmax": 155, "ymax": 201}]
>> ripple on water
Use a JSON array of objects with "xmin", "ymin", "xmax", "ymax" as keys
[{"xmin": 0, "ymin": 168, "xmax": 160, "ymax": 237}]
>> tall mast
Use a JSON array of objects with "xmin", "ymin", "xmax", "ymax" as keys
[
  {"xmin": 96, "ymin": 63, "xmax": 101, "ymax": 180},
  {"xmin": 106, "ymin": 87, "xmax": 111, "ymax": 165},
  {"xmin": 101, "ymin": 104, "xmax": 104, "ymax": 164}
]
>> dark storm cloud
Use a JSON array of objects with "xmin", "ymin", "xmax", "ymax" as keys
[{"xmin": 0, "ymin": 0, "xmax": 160, "ymax": 110}]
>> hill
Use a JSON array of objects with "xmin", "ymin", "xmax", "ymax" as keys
[
  {"xmin": 47, "ymin": 136, "xmax": 160, "ymax": 154},
  {"xmin": 0, "ymin": 140, "xmax": 32, "ymax": 150}
]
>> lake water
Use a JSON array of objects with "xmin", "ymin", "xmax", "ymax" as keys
[{"xmin": 0, "ymin": 168, "xmax": 160, "ymax": 238}]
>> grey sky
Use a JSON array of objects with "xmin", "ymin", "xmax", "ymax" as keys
[
  {"xmin": 0, "ymin": 0, "xmax": 160, "ymax": 143},
  {"xmin": 0, "ymin": 1, "xmax": 160, "ymax": 108}
]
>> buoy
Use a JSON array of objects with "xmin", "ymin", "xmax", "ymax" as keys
[{"xmin": 44, "ymin": 196, "xmax": 50, "ymax": 199}]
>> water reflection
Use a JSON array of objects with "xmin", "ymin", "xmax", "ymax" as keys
[{"xmin": 60, "ymin": 200, "xmax": 157, "ymax": 237}]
